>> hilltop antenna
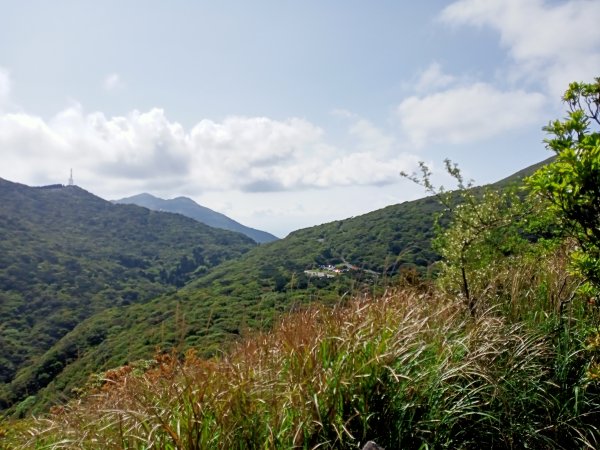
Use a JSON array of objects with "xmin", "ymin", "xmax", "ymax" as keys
[{"xmin": 68, "ymin": 169, "xmax": 74, "ymax": 186}]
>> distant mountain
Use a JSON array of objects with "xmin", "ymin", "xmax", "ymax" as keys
[
  {"xmin": 0, "ymin": 179, "xmax": 254, "ymax": 412},
  {"xmin": 113, "ymin": 193, "xmax": 279, "ymax": 243}
]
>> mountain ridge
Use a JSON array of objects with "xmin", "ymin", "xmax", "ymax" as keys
[{"xmin": 114, "ymin": 193, "xmax": 279, "ymax": 243}]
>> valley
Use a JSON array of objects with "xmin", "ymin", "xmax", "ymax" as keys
[
  {"xmin": 1, "ymin": 145, "xmax": 599, "ymax": 449},
  {"xmin": 0, "ymin": 158, "xmax": 540, "ymax": 416}
]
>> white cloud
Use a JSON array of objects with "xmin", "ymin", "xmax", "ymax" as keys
[
  {"xmin": 348, "ymin": 119, "xmax": 395, "ymax": 157},
  {"xmin": 0, "ymin": 104, "xmax": 417, "ymax": 196},
  {"xmin": 440, "ymin": 0, "xmax": 600, "ymax": 97},
  {"xmin": 307, "ymin": 152, "xmax": 418, "ymax": 188},
  {"xmin": 103, "ymin": 73, "xmax": 124, "ymax": 92},
  {"xmin": 332, "ymin": 109, "xmax": 397, "ymax": 157},
  {"xmin": 414, "ymin": 62, "xmax": 456, "ymax": 93},
  {"xmin": 396, "ymin": 82, "xmax": 546, "ymax": 147},
  {"xmin": 185, "ymin": 116, "xmax": 326, "ymax": 190},
  {"xmin": 396, "ymin": 0, "xmax": 595, "ymax": 148}
]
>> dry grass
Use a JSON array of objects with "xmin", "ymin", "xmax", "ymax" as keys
[
  {"xmin": 13, "ymin": 274, "xmax": 597, "ymax": 449},
  {"xmin": 8, "ymin": 245, "xmax": 599, "ymax": 449}
]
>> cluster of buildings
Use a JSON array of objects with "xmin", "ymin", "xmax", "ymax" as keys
[{"xmin": 303, "ymin": 263, "xmax": 358, "ymax": 279}]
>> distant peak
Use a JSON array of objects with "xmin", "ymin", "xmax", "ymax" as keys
[
  {"xmin": 120, "ymin": 193, "xmax": 159, "ymax": 201},
  {"xmin": 172, "ymin": 196, "xmax": 196, "ymax": 203},
  {"xmin": 113, "ymin": 191, "xmax": 278, "ymax": 243},
  {"xmin": 136, "ymin": 192, "xmax": 158, "ymax": 198}
]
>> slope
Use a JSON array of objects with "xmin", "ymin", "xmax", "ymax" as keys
[
  {"xmin": 10, "ymin": 158, "xmax": 547, "ymax": 414},
  {"xmin": 114, "ymin": 193, "xmax": 279, "ymax": 243},
  {"xmin": 0, "ymin": 179, "xmax": 255, "ymax": 410},
  {"xmin": 23, "ymin": 184, "xmax": 449, "ymax": 412}
]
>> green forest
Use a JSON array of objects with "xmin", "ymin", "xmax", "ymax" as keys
[
  {"xmin": 0, "ymin": 184, "xmax": 255, "ymax": 413},
  {"xmin": 1, "ymin": 78, "xmax": 600, "ymax": 449}
]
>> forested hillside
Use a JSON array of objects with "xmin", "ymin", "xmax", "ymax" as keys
[
  {"xmin": 0, "ymin": 157, "xmax": 552, "ymax": 416},
  {"xmin": 3, "ymin": 189, "xmax": 442, "ymax": 414},
  {"xmin": 10, "ymin": 157, "xmax": 551, "ymax": 415},
  {"xmin": 0, "ymin": 179, "xmax": 255, "ymax": 411}
]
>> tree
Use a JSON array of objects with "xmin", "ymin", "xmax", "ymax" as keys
[
  {"xmin": 527, "ymin": 78, "xmax": 600, "ymax": 294},
  {"xmin": 402, "ymin": 160, "xmax": 529, "ymax": 316}
]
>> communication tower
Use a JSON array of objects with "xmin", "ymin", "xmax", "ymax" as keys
[{"xmin": 68, "ymin": 169, "xmax": 74, "ymax": 186}]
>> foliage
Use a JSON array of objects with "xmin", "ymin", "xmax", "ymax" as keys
[
  {"xmin": 1, "ymin": 175, "xmax": 451, "ymax": 415},
  {"xmin": 402, "ymin": 160, "xmax": 542, "ymax": 316},
  {"xmin": 1, "ymin": 159, "xmax": 548, "ymax": 415},
  {"xmin": 0, "ymin": 180, "xmax": 254, "ymax": 413},
  {"xmin": 15, "ymin": 251, "xmax": 600, "ymax": 449},
  {"xmin": 22, "ymin": 190, "xmax": 450, "ymax": 413},
  {"xmin": 528, "ymin": 78, "xmax": 600, "ymax": 292},
  {"xmin": 4, "ymin": 134, "xmax": 600, "ymax": 448}
]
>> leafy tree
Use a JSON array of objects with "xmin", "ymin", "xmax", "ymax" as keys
[
  {"xmin": 403, "ymin": 160, "xmax": 531, "ymax": 316},
  {"xmin": 528, "ymin": 78, "xmax": 600, "ymax": 294}
]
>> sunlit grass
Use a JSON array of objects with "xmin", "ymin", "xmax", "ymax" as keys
[{"xmin": 13, "ymin": 267, "xmax": 599, "ymax": 449}]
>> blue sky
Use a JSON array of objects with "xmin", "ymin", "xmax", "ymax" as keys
[{"xmin": 1, "ymin": 0, "xmax": 599, "ymax": 237}]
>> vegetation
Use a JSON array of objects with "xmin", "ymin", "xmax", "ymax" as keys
[
  {"xmin": 5, "ymin": 190, "xmax": 446, "ymax": 415},
  {"xmin": 7, "ymin": 242, "xmax": 599, "ymax": 449},
  {"xmin": 3, "ymin": 173, "xmax": 462, "ymax": 416},
  {"xmin": 528, "ymin": 78, "xmax": 600, "ymax": 292},
  {"xmin": 0, "ymin": 156, "xmax": 552, "ymax": 418},
  {"xmin": 2, "ymin": 78, "xmax": 599, "ymax": 449},
  {"xmin": 0, "ymin": 181, "xmax": 254, "ymax": 413},
  {"xmin": 527, "ymin": 77, "xmax": 600, "ymax": 388},
  {"xmin": 4, "ymin": 147, "xmax": 551, "ymax": 417}
]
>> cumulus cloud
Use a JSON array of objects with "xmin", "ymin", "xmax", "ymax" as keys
[
  {"xmin": 395, "ymin": 0, "xmax": 597, "ymax": 147},
  {"xmin": 414, "ymin": 62, "xmax": 457, "ymax": 93},
  {"xmin": 0, "ymin": 104, "xmax": 416, "ymax": 196},
  {"xmin": 308, "ymin": 152, "xmax": 418, "ymax": 188},
  {"xmin": 396, "ymin": 82, "xmax": 546, "ymax": 147},
  {"xmin": 348, "ymin": 119, "xmax": 395, "ymax": 157},
  {"xmin": 185, "ymin": 116, "xmax": 326, "ymax": 190},
  {"xmin": 440, "ymin": 0, "xmax": 600, "ymax": 97},
  {"xmin": 103, "ymin": 73, "xmax": 124, "ymax": 92}
]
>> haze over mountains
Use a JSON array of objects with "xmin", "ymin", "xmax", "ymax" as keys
[
  {"xmin": 0, "ymin": 158, "xmax": 544, "ymax": 415},
  {"xmin": 114, "ymin": 193, "xmax": 279, "ymax": 243}
]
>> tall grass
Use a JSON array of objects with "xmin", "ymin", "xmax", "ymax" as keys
[
  {"xmin": 15, "ymin": 268, "xmax": 599, "ymax": 449},
  {"xmin": 4, "ymin": 244, "xmax": 596, "ymax": 448}
]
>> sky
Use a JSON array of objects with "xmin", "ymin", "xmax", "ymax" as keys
[{"xmin": 0, "ymin": 0, "xmax": 599, "ymax": 237}]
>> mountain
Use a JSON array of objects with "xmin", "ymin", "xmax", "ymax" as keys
[
  {"xmin": 11, "ymin": 192, "xmax": 442, "ymax": 414},
  {"xmin": 61, "ymin": 158, "xmax": 549, "ymax": 363},
  {"xmin": 0, "ymin": 179, "xmax": 255, "ymax": 411},
  {"xmin": 2, "ymin": 158, "xmax": 548, "ymax": 415},
  {"xmin": 114, "ymin": 193, "xmax": 279, "ymax": 243},
  {"xmin": 7, "ymin": 176, "xmax": 450, "ymax": 414}
]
